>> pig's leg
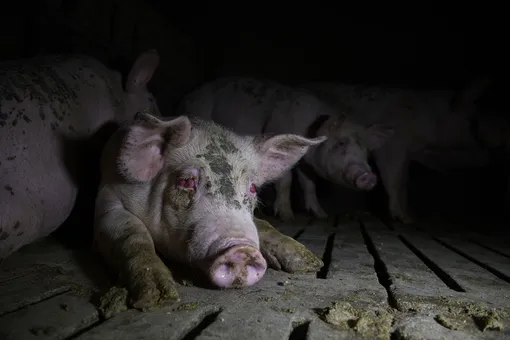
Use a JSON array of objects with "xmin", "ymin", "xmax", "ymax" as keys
[
  {"xmin": 273, "ymin": 171, "xmax": 295, "ymax": 221},
  {"xmin": 296, "ymin": 168, "xmax": 328, "ymax": 219},
  {"xmin": 95, "ymin": 207, "xmax": 179, "ymax": 312},
  {"xmin": 373, "ymin": 144, "xmax": 414, "ymax": 224},
  {"xmin": 254, "ymin": 217, "xmax": 323, "ymax": 273},
  {"xmin": 505, "ymin": 173, "xmax": 510, "ymax": 219}
]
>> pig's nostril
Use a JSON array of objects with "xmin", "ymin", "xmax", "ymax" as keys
[
  {"xmin": 211, "ymin": 262, "xmax": 237, "ymax": 287},
  {"xmin": 209, "ymin": 245, "xmax": 267, "ymax": 289},
  {"xmin": 356, "ymin": 172, "xmax": 377, "ymax": 190}
]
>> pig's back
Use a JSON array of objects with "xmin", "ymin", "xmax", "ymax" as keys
[
  {"xmin": 0, "ymin": 54, "xmax": 123, "ymax": 236},
  {"xmin": 306, "ymin": 82, "xmax": 450, "ymax": 143},
  {"xmin": 178, "ymin": 77, "xmax": 295, "ymax": 136},
  {"xmin": 0, "ymin": 54, "xmax": 123, "ymax": 137},
  {"xmin": 304, "ymin": 82, "xmax": 407, "ymax": 123}
]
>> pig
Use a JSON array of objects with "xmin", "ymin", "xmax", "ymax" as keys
[
  {"xmin": 305, "ymin": 78, "xmax": 492, "ymax": 223},
  {"xmin": 94, "ymin": 111, "xmax": 326, "ymax": 310},
  {"xmin": 469, "ymin": 112, "xmax": 510, "ymax": 214},
  {"xmin": 0, "ymin": 50, "xmax": 161, "ymax": 259},
  {"xmin": 176, "ymin": 77, "xmax": 394, "ymax": 221}
]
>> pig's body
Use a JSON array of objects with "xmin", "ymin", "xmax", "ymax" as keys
[
  {"xmin": 469, "ymin": 112, "xmax": 510, "ymax": 214},
  {"xmin": 305, "ymin": 80, "xmax": 492, "ymax": 223},
  {"xmin": 178, "ymin": 77, "xmax": 325, "ymax": 136},
  {"xmin": 95, "ymin": 112, "xmax": 325, "ymax": 311},
  {"xmin": 177, "ymin": 77, "xmax": 393, "ymax": 221},
  {"xmin": 0, "ymin": 50, "xmax": 161, "ymax": 259}
]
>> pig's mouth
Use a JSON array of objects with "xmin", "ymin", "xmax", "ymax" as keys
[{"xmin": 345, "ymin": 164, "xmax": 378, "ymax": 191}]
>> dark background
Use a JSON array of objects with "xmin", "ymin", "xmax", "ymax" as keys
[{"xmin": 1, "ymin": 1, "xmax": 508, "ymax": 224}]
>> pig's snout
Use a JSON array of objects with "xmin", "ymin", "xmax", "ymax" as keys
[
  {"xmin": 355, "ymin": 172, "xmax": 377, "ymax": 190},
  {"xmin": 209, "ymin": 245, "xmax": 267, "ymax": 288},
  {"xmin": 346, "ymin": 164, "xmax": 378, "ymax": 191}
]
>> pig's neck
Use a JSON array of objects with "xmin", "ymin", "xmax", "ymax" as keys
[
  {"xmin": 306, "ymin": 115, "xmax": 331, "ymax": 138},
  {"xmin": 298, "ymin": 114, "xmax": 331, "ymax": 179},
  {"xmin": 300, "ymin": 147, "xmax": 327, "ymax": 178},
  {"xmin": 298, "ymin": 153, "xmax": 321, "ymax": 181}
]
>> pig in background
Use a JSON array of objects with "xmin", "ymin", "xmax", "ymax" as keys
[
  {"xmin": 469, "ymin": 110, "xmax": 510, "ymax": 216},
  {"xmin": 0, "ymin": 49, "xmax": 160, "ymax": 260},
  {"xmin": 176, "ymin": 77, "xmax": 394, "ymax": 222},
  {"xmin": 304, "ymin": 78, "xmax": 493, "ymax": 224},
  {"xmin": 95, "ymin": 111, "xmax": 326, "ymax": 310}
]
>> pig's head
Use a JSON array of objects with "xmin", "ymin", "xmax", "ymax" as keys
[
  {"xmin": 308, "ymin": 115, "xmax": 394, "ymax": 191},
  {"xmin": 473, "ymin": 113, "xmax": 510, "ymax": 157},
  {"xmin": 115, "ymin": 112, "xmax": 326, "ymax": 289},
  {"xmin": 122, "ymin": 50, "xmax": 161, "ymax": 119},
  {"xmin": 450, "ymin": 77, "xmax": 492, "ymax": 117}
]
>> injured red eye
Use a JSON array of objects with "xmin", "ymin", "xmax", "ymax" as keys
[
  {"xmin": 177, "ymin": 177, "xmax": 196, "ymax": 190},
  {"xmin": 250, "ymin": 183, "xmax": 257, "ymax": 194}
]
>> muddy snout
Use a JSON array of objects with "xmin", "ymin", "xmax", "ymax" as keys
[
  {"xmin": 346, "ymin": 164, "xmax": 378, "ymax": 191},
  {"xmin": 209, "ymin": 245, "xmax": 267, "ymax": 288}
]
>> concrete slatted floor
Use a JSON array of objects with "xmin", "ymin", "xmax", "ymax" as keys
[{"xmin": 0, "ymin": 214, "xmax": 509, "ymax": 340}]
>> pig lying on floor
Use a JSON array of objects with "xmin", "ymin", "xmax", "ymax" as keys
[{"xmin": 95, "ymin": 111, "xmax": 326, "ymax": 311}]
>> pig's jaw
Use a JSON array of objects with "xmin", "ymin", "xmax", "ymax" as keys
[
  {"xmin": 345, "ymin": 163, "xmax": 378, "ymax": 191},
  {"xmin": 302, "ymin": 148, "xmax": 328, "ymax": 178}
]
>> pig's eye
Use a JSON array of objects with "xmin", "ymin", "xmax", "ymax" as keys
[
  {"xmin": 334, "ymin": 138, "xmax": 348, "ymax": 149},
  {"xmin": 176, "ymin": 176, "xmax": 196, "ymax": 190},
  {"xmin": 249, "ymin": 183, "xmax": 257, "ymax": 194}
]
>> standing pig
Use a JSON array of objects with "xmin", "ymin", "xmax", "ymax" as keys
[
  {"xmin": 177, "ymin": 77, "xmax": 394, "ymax": 221},
  {"xmin": 0, "ymin": 50, "xmax": 160, "ymax": 259},
  {"xmin": 469, "ymin": 112, "xmax": 510, "ymax": 214},
  {"xmin": 305, "ymin": 78, "xmax": 492, "ymax": 223},
  {"xmin": 95, "ymin": 111, "xmax": 326, "ymax": 310}
]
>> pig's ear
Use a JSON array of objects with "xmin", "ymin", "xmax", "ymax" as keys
[
  {"xmin": 126, "ymin": 49, "xmax": 160, "ymax": 93},
  {"xmin": 254, "ymin": 134, "xmax": 327, "ymax": 184},
  {"xmin": 118, "ymin": 113, "xmax": 191, "ymax": 182},
  {"xmin": 360, "ymin": 124, "xmax": 395, "ymax": 150}
]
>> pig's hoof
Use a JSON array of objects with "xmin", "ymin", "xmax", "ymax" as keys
[
  {"xmin": 305, "ymin": 199, "xmax": 328, "ymax": 219},
  {"xmin": 274, "ymin": 201, "xmax": 295, "ymax": 221},
  {"xmin": 128, "ymin": 265, "xmax": 180, "ymax": 312},
  {"xmin": 390, "ymin": 207, "xmax": 414, "ymax": 224},
  {"xmin": 261, "ymin": 235, "xmax": 324, "ymax": 274},
  {"xmin": 310, "ymin": 206, "xmax": 328, "ymax": 219},
  {"xmin": 279, "ymin": 213, "xmax": 295, "ymax": 222},
  {"xmin": 393, "ymin": 213, "xmax": 414, "ymax": 224},
  {"xmin": 401, "ymin": 217, "xmax": 414, "ymax": 224},
  {"xmin": 276, "ymin": 208, "xmax": 295, "ymax": 221}
]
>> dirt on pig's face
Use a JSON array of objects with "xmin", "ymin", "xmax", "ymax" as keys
[
  {"xmin": 156, "ymin": 121, "xmax": 261, "ymax": 259},
  {"xmin": 162, "ymin": 124, "xmax": 259, "ymax": 221},
  {"xmin": 187, "ymin": 133, "xmax": 257, "ymax": 212}
]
